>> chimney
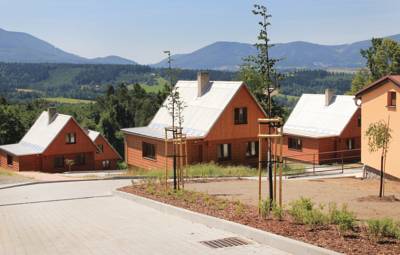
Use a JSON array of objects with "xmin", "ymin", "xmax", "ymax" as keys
[
  {"xmin": 325, "ymin": 89, "xmax": 335, "ymax": 106},
  {"xmin": 197, "ymin": 71, "xmax": 209, "ymax": 97},
  {"xmin": 48, "ymin": 107, "xmax": 57, "ymax": 124}
]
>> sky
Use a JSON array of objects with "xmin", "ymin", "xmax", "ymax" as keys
[{"xmin": 0, "ymin": 0, "xmax": 399, "ymax": 64}]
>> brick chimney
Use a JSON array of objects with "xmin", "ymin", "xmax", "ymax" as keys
[
  {"xmin": 197, "ymin": 71, "xmax": 209, "ymax": 97},
  {"xmin": 48, "ymin": 107, "xmax": 57, "ymax": 124},
  {"xmin": 325, "ymin": 89, "xmax": 335, "ymax": 106}
]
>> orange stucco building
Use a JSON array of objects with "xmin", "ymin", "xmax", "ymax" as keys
[
  {"xmin": 282, "ymin": 89, "xmax": 361, "ymax": 164},
  {"xmin": 122, "ymin": 72, "xmax": 268, "ymax": 169},
  {"xmin": 0, "ymin": 109, "xmax": 121, "ymax": 172},
  {"xmin": 355, "ymin": 75, "xmax": 400, "ymax": 179}
]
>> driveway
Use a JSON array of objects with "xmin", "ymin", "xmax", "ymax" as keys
[{"xmin": 0, "ymin": 180, "xmax": 288, "ymax": 255}]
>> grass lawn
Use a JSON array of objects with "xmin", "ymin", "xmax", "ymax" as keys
[
  {"xmin": 44, "ymin": 97, "xmax": 95, "ymax": 104},
  {"xmin": 128, "ymin": 76, "xmax": 168, "ymax": 93},
  {"xmin": 0, "ymin": 167, "xmax": 17, "ymax": 176},
  {"xmin": 125, "ymin": 162, "xmax": 305, "ymax": 178}
]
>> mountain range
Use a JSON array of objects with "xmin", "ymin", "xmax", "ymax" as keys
[
  {"xmin": 0, "ymin": 27, "xmax": 399, "ymax": 70},
  {"xmin": 153, "ymin": 35, "xmax": 400, "ymax": 70},
  {"xmin": 0, "ymin": 28, "xmax": 137, "ymax": 65}
]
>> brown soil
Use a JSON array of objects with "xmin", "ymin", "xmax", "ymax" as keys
[
  {"xmin": 119, "ymin": 184, "xmax": 400, "ymax": 255},
  {"xmin": 185, "ymin": 178, "xmax": 400, "ymax": 220}
]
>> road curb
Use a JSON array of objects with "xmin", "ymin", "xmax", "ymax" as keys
[
  {"xmin": 0, "ymin": 176, "xmax": 144, "ymax": 190},
  {"xmin": 113, "ymin": 190, "xmax": 342, "ymax": 255}
]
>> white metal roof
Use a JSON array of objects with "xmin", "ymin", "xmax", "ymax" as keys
[
  {"xmin": 122, "ymin": 80, "xmax": 244, "ymax": 139},
  {"xmin": 87, "ymin": 130, "xmax": 100, "ymax": 141},
  {"xmin": 283, "ymin": 94, "xmax": 358, "ymax": 138},
  {"xmin": 0, "ymin": 111, "xmax": 71, "ymax": 156}
]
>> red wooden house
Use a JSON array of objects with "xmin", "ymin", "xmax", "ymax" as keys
[
  {"xmin": 282, "ymin": 89, "xmax": 361, "ymax": 164},
  {"xmin": 122, "ymin": 72, "xmax": 268, "ymax": 169},
  {"xmin": 0, "ymin": 108, "xmax": 121, "ymax": 172}
]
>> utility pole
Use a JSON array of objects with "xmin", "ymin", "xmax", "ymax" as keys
[{"xmin": 164, "ymin": 50, "xmax": 177, "ymax": 190}]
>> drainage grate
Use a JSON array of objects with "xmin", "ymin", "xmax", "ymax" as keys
[{"xmin": 199, "ymin": 237, "xmax": 250, "ymax": 249}]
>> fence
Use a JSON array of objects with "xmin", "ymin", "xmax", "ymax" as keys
[{"xmin": 281, "ymin": 149, "xmax": 362, "ymax": 177}]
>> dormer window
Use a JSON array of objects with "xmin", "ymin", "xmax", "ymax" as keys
[
  {"xmin": 387, "ymin": 91, "xmax": 396, "ymax": 107},
  {"xmin": 234, "ymin": 107, "xmax": 247, "ymax": 125},
  {"xmin": 66, "ymin": 133, "xmax": 76, "ymax": 144}
]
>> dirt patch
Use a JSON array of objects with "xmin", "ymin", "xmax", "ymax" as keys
[
  {"xmin": 357, "ymin": 195, "xmax": 400, "ymax": 203},
  {"xmin": 119, "ymin": 184, "xmax": 400, "ymax": 255},
  {"xmin": 185, "ymin": 178, "xmax": 400, "ymax": 220}
]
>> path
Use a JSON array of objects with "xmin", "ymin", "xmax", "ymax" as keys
[{"xmin": 0, "ymin": 180, "xmax": 288, "ymax": 255}]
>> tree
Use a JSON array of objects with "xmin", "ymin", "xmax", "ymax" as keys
[
  {"xmin": 365, "ymin": 120, "xmax": 392, "ymax": 197},
  {"xmin": 242, "ymin": 3, "xmax": 282, "ymax": 207},
  {"xmin": 349, "ymin": 38, "xmax": 400, "ymax": 94}
]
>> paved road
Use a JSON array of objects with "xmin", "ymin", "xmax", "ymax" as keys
[{"xmin": 0, "ymin": 180, "xmax": 288, "ymax": 255}]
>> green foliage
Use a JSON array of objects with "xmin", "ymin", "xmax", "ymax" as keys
[
  {"xmin": 185, "ymin": 163, "xmax": 258, "ymax": 177},
  {"xmin": 365, "ymin": 120, "xmax": 392, "ymax": 153},
  {"xmin": 349, "ymin": 38, "xmax": 400, "ymax": 93},
  {"xmin": 260, "ymin": 199, "xmax": 272, "ymax": 219},
  {"xmin": 288, "ymin": 197, "xmax": 328, "ymax": 227},
  {"xmin": 328, "ymin": 203, "xmax": 357, "ymax": 233},
  {"xmin": 117, "ymin": 161, "xmax": 128, "ymax": 170},
  {"xmin": 271, "ymin": 203, "xmax": 285, "ymax": 221},
  {"xmin": 367, "ymin": 218, "xmax": 400, "ymax": 240}
]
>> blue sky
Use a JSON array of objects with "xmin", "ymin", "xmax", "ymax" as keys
[{"xmin": 0, "ymin": 0, "xmax": 399, "ymax": 64}]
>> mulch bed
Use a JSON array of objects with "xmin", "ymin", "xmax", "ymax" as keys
[{"xmin": 119, "ymin": 184, "xmax": 400, "ymax": 255}]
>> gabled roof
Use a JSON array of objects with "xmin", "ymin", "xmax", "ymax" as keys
[
  {"xmin": 355, "ymin": 75, "xmax": 400, "ymax": 98},
  {"xmin": 0, "ymin": 111, "xmax": 72, "ymax": 156},
  {"xmin": 283, "ymin": 94, "xmax": 358, "ymax": 138},
  {"xmin": 122, "ymin": 80, "xmax": 256, "ymax": 139}
]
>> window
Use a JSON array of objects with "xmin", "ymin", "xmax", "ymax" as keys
[
  {"xmin": 288, "ymin": 137, "xmax": 302, "ymax": 151},
  {"xmin": 96, "ymin": 144, "xmax": 104, "ymax": 154},
  {"xmin": 66, "ymin": 133, "xmax": 76, "ymax": 144},
  {"xmin": 217, "ymin": 144, "xmax": 231, "ymax": 161},
  {"xmin": 347, "ymin": 138, "xmax": 355, "ymax": 150},
  {"xmin": 75, "ymin": 154, "xmax": 86, "ymax": 166},
  {"xmin": 357, "ymin": 116, "xmax": 361, "ymax": 127},
  {"xmin": 142, "ymin": 142, "xmax": 156, "ymax": 159},
  {"xmin": 246, "ymin": 141, "xmax": 259, "ymax": 157},
  {"xmin": 387, "ymin": 91, "xmax": 396, "ymax": 107},
  {"xmin": 102, "ymin": 160, "xmax": 110, "ymax": 169},
  {"xmin": 7, "ymin": 154, "xmax": 13, "ymax": 165},
  {"xmin": 54, "ymin": 156, "xmax": 64, "ymax": 168},
  {"xmin": 234, "ymin": 107, "xmax": 247, "ymax": 125}
]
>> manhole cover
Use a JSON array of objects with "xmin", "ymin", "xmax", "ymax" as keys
[{"xmin": 199, "ymin": 237, "xmax": 250, "ymax": 249}]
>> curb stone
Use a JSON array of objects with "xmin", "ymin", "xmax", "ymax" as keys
[{"xmin": 113, "ymin": 190, "xmax": 342, "ymax": 255}]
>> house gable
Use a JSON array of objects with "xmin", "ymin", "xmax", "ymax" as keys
[
  {"xmin": 205, "ymin": 84, "xmax": 267, "ymax": 141},
  {"xmin": 94, "ymin": 135, "xmax": 121, "ymax": 161},
  {"xmin": 43, "ymin": 118, "xmax": 97, "ymax": 156}
]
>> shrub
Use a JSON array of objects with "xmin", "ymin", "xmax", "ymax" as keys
[
  {"xmin": 288, "ymin": 197, "xmax": 314, "ymax": 224},
  {"xmin": 260, "ymin": 199, "xmax": 272, "ymax": 219},
  {"xmin": 234, "ymin": 200, "xmax": 245, "ymax": 216},
  {"xmin": 302, "ymin": 205, "xmax": 328, "ymax": 227},
  {"xmin": 271, "ymin": 203, "xmax": 285, "ymax": 221},
  {"xmin": 117, "ymin": 161, "xmax": 128, "ymax": 170},
  {"xmin": 367, "ymin": 218, "xmax": 400, "ymax": 240},
  {"xmin": 328, "ymin": 203, "xmax": 357, "ymax": 233}
]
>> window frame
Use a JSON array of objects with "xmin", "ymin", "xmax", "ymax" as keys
[
  {"xmin": 346, "ymin": 138, "xmax": 355, "ymax": 150},
  {"xmin": 54, "ymin": 156, "xmax": 64, "ymax": 168},
  {"xmin": 102, "ymin": 160, "xmax": 110, "ymax": 169},
  {"xmin": 96, "ymin": 144, "xmax": 104, "ymax": 154},
  {"xmin": 387, "ymin": 91, "xmax": 396, "ymax": 107},
  {"xmin": 7, "ymin": 154, "xmax": 13, "ymax": 166},
  {"xmin": 142, "ymin": 142, "xmax": 156, "ymax": 160},
  {"xmin": 234, "ymin": 107, "xmax": 248, "ymax": 125},
  {"xmin": 75, "ymin": 154, "xmax": 86, "ymax": 166},
  {"xmin": 65, "ymin": 132, "xmax": 77, "ymax": 144},
  {"xmin": 246, "ymin": 141, "xmax": 259, "ymax": 157},
  {"xmin": 217, "ymin": 143, "xmax": 232, "ymax": 161},
  {"xmin": 288, "ymin": 137, "xmax": 302, "ymax": 151}
]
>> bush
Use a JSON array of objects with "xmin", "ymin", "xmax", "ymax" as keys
[
  {"xmin": 367, "ymin": 218, "xmax": 400, "ymax": 240},
  {"xmin": 328, "ymin": 203, "xmax": 357, "ymax": 233},
  {"xmin": 260, "ymin": 199, "xmax": 272, "ymax": 219},
  {"xmin": 289, "ymin": 197, "xmax": 327, "ymax": 227},
  {"xmin": 271, "ymin": 203, "xmax": 285, "ymax": 221},
  {"xmin": 117, "ymin": 161, "xmax": 128, "ymax": 170}
]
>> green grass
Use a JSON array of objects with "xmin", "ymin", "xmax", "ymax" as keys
[
  {"xmin": 0, "ymin": 167, "xmax": 17, "ymax": 176},
  {"xmin": 44, "ymin": 97, "xmax": 95, "ymax": 104},
  {"xmin": 128, "ymin": 76, "xmax": 168, "ymax": 93},
  {"xmin": 125, "ymin": 162, "xmax": 304, "ymax": 178}
]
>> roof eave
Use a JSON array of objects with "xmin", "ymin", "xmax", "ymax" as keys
[{"xmin": 355, "ymin": 75, "xmax": 400, "ymax": 98}]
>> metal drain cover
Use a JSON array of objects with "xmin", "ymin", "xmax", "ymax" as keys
[{"xmin": 199, "ymin": 237, "xmax": 250, "ymax": 249}]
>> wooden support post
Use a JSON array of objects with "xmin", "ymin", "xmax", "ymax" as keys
[
  {"xmin": 279, "ymin": 134, "xmax": 283, "ymax": 207},
  {"xmin": 164, "ymin": 129, "xmax": 168, "ymax": 191},
  {"xmin": 273, "ymin": 137, "xmax": 277, "ymax": 203},
  {"xmin": 258, "ymin": 136, "xmax": 262, "ymax": 214}
]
